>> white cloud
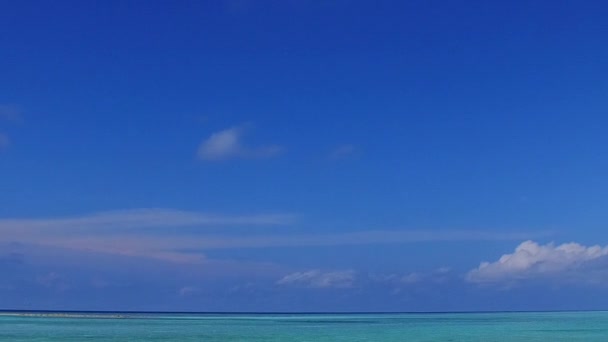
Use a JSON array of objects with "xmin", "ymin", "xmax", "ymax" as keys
[
  {"xmin": 197, "ymin": 126, "xmax": 283, "ymax": 161},
  {"xmin": 466, "ymin": 240, "xmax": 608, "ymax": 284},
  {"xmin": 277, "ymin": 270, "xmax": 356, "ymax": 288}
]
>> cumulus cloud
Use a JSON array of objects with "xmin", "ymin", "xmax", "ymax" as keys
[
  {"xmin": 277, "ymin": 270, "xmax": 356, "ymax": 288},
  {"xmin": 197, "ymin": 126, "xmax": 283, "ymax": 161},
  {"xmin": 466, "ymin": 240, "xmax": 608, "ymax": 284}
]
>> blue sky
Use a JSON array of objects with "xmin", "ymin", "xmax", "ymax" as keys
[{"xmin": 1, "ymin": 0, "xmax": 608, "ymax": 312}]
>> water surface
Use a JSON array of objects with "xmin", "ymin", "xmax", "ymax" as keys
[{"xmin": 1, "ymin": 311, "xmax": 607, "ymax": 341}]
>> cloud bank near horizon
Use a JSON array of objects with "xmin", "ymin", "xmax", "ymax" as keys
[
  {"xmin": 277, "ymin": 270, "xmax": 356, "ymax": 288},
  {"xmin": 466, "ymin": 240, "xmax": 608, "ymax": 285}
]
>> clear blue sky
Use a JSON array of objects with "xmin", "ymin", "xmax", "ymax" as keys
[{"xmin": 1, "ymin": 0, "xmax": 608, "ymax": 312}]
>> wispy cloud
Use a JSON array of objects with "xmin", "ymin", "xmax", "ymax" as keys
[
  {"xmin": 0, "ymin": 209, "xmax": 295, "ymax": 262},
  {"xmin": 0, "ymin": 208, "xmax": 293, "ymax": 234},
  {"xmin": 0, "ymin": 105, "xmax": 21, "ymax": 150},
  {"xmin": 0, "ymin": 209, "xmax": 549, "ymax": 264},
  {"xmin": 466, "ymin": 240, "xmax": 608, "ymax": 285},
  {"xmin": 41, "ymin": 229, "xmax": 546, "ymax": 253},
  {"xmin": 277, "ymin": 270, "xmax": 356, "ymax": 288},
  {"xmin": 36, "ymin": 272, "xmax": 70, "ymax": 292},
  {"xmin": 276, "ymin": 268, "xmax": 454, "ymax": 290},
  {"xmin": 13, "ymin": 230, "xmax": 533, "ymax": 263},
  {"xmin": 189, "ymin": 229, "xmax": 548, "ymax": 249},
  {"xmin": 178, "ymin": 286, "xmax": 201, "ymax": 297},
  {"xmin": 197, "ymin": 125, "xmax": 283, "ymax": 161},
  {"xmin": 370, "ymin": 267, "xmax": 452, "ymax": 287},
  {"xmin": 329, "ymin": 144, "xmax": 356, "ymax": 159},
  {"xmin": 0, "ymin": 105, "xmax": 22, "ymax": 122}
]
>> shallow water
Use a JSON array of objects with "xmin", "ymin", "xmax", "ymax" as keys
[{"xmin": 1, "ymin": 311, "xmax": 607, "ymax": 341}]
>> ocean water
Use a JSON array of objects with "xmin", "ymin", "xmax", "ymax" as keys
[{"xmin": 1, "ymin": 311, "xmax": 607, "ymax": 341}]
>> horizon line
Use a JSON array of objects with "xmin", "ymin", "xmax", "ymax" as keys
[{"xmin": 1, "ymin": 309, "xmax": 607, "ymax": 315}]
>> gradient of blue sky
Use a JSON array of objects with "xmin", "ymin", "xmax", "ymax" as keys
[{"xmin": 1, "ymin": 0, "xmax": 608, "ymax": 312}]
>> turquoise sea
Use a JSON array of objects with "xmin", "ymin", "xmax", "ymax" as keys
[{"xmin": 1, "ymin": 311, "xmax": 607, "ymax": 341}]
